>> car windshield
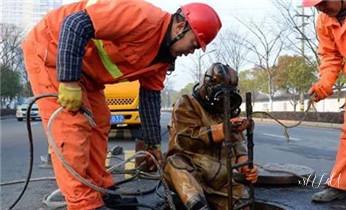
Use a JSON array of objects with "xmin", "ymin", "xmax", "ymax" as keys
[
  {"xmin": 23, "ymin": 98, "xmax": 35, "ymax": 104},
  {"xmin": 18, "ymin": 98, "xmax": 38, "ymax": 108}
]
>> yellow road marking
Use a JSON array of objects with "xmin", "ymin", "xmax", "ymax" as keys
[{"xmin": 124, "ymin": 150, "xmax": 135, "ymax": 178}]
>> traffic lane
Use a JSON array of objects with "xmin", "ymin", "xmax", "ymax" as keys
[
  {"xmin": 254, "ymin": 123, "xmax": 340, "ymax": 177},
  {"xmin": 1, "ymin": 118, "xmax": 55, "ymax": 210},
  {"xmin": 1, "ymin": 119, "xmax": 51, "ymax": 183}
]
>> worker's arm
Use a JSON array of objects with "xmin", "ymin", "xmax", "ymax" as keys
[
  {"xmin": 57, "ymin": 11, "xmax": 94, "ymax": 82},
  {"xmin": 139, "ymin": 87, "xmax": 162, "ymax": 146},
  {"xmin": 56, "ymin": 11, "xmax": 94, "ymax": 111},
  {"xmin": 310, "ymin": 14, "xmax": 343, "ymax": 101},
  {"xmin": 174, "ymin": 113, "xmax": 248, "ymax": 157},
  {"xmin": 317, "ymin": 14, "xmax": 343, "ymax": 87}
]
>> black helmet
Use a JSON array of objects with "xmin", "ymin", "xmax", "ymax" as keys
[{"xmin": 193, "ymin": 63, "xmax": 242, "ymax": 115}]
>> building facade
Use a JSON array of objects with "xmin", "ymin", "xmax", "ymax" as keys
[{"xmin": 0, "ymin": 0, "xmax": 63, "ymax": 32}]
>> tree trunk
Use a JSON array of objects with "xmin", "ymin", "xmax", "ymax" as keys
[
  {"xmin": 268, "ymin": 77, "xmax": 273, "ymax": 112},
  {"xmin": 299, "ymin": 92, "xmax": 304, "ymax": 112}
]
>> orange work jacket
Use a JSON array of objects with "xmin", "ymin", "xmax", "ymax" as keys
[
  {"xmin": 26, "ymin": 0, "xmax": 172, "ymax": 91},
  {"xmin": 317, "ymin": 13, "xmax": 346, "ymax": 87}
]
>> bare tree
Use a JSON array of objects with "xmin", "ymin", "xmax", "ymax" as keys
[
  {"xmin": 181, "ymin": 28, "xmax": 250, "ymax": 84},
  {"xmin": 184, "ymin": 49, "xmax": 216, "ymax": 83},
  {"xmin": 0, "ymin": 23, "xmax": 25, "ymax": 73},
  {"xmin": 0, "ymin": 23, "xmax": 26, "ymax": 107},
  {"xmin": 213, "ymin": 30, "xmax": 250, "ymax": 72},
  {"xmin": 273, "ymin": 0, "xmax": 345, "ymax": 105},
  {"xmin": 273, "ymin": 0, "xmax": 319, "ymax": 66},
  {"xmin": 273, "ymin": 0, "xmax": 316, "ymax": 111},
  {"xmin": 236, "ymin": 18, "xmax": 285, "ymax": 111}
]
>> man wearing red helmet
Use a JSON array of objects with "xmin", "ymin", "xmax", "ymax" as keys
[
  {"xmin": 302, "ymin": 0, "xmax": 346, "ymax": 203},
  {"xmin": 21, "ymin": 0, "xmax": 222, "ymax": 209}
]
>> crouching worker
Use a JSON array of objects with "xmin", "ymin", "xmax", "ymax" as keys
[{"xmin": 164, "ymin": 63, "xmax": 258, "ymax": 210}]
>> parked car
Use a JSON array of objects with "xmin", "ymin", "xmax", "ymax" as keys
[{"xmin": 16, "ymin": 100, "xmax": 40, "ymax": 121}]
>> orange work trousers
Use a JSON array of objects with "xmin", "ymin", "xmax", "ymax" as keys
[
  {"xmin": 329, "ymin": 111, "xmax": 346, "ymax": 190},
  {"xmin": 22, "ymin": 30, "xmax": 113, "ymax": 209}
]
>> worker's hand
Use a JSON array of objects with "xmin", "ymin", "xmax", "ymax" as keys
[
  {"xmin": 229, "ymin": 118, "xmax": 253, "ymax": 132},
  {"xmin": 136, "ymin": 142, "xmax": 163, "ymax": 172},
  {"xmin": 58, "ymin": 82, "xmax": 82, "ymax": 112},
  {"xmin": 211, "ymin": 118, "xmax": 253, "ymax": 143},
  {"xmin": 237, "ymin": 155, "xmax": 258, "ymax": 183},
  {"xmin": 308, "ymin": 82, "xmax": 333, "ymax": 102}
]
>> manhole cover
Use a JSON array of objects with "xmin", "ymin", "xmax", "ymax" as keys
[{"xmin": 256, "ymin": 163, "xmax": 315, "ymax": 185}]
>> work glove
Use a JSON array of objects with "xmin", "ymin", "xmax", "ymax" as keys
[
  {"xmin": 229, "ymin": 118, "xmax": 252, "ymax": 132},
  {"xmin": 58, "ymin": 82, "xmax": 82, "ymax": 112},
  {"xmin": 211, "ymin": 118, "xmax": 253, "ymax": 143},
  {"xmin": 308, "ymin": 82, "xmax": 333, "ymax": 102},
  {"xmin": 135, "ymin": 139, "xmax": 163, "ymax": 172},
  {"xmin": 237, "ymin": 155, "xmax": 258, "ymax": 183}
]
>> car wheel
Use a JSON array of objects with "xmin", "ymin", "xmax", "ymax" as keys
[{"xmin": 17, "ymin": 118, "xmax": 23, "ymax": 121}]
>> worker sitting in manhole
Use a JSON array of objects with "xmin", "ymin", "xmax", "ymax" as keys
[{"xmin": 164, "ymin": 63, "xmax": 258, "ymax": 210}]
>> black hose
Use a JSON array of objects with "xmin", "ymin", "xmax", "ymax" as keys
[{"xmin": 8, "ymin": 94, "xmax": 57, "ymax": 210}]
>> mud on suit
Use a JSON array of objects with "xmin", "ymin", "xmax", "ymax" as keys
[
  {"xmin": 316, "ymin": 13, "xmax": 346, "ymax": 190},
  {"xmin": 164, "ymin": 95, "xmax": 249, "ymax": 210},
  {"xmin": 21, "ymin": 0, "xmax": 171, "ymax": 209}
]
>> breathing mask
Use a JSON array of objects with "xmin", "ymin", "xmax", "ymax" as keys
[{"xmin": 193, "ymin": 63, "xmax": 242, "ymax": 116}]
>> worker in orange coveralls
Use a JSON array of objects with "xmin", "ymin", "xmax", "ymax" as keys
[
  {"xmin": 164, "ymin": 63, "xmax": 258, "ymax": 210},
  {"xmin": 303, "ymin": 0, "xmax": 346, "ymax": 203},
  {"xmin": 21, "ymin": 0, "xmax": 222, "ymax": 209}
]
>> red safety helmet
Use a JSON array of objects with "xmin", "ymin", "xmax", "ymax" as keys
[
  {"xmin": 181, "ymin": 3, "xmax": 222, "ymax": 51},
  {"xmin": 302, "ymin": 0, "xmax": 323, "ymax": 7}
]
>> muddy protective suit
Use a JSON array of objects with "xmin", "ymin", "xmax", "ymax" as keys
[{"xmin": 164, "ymin": 94, "xmax": 248, "ymax": 210}]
